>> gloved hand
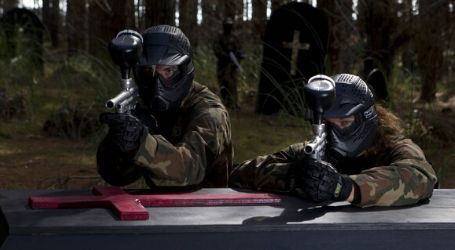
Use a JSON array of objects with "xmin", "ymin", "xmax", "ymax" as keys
[
  {"xmin": 100, "ymin": 112, "xmax": 147, "ymax": 153},
  {"xmin": 297, "ymin": 158, "xmax": 353, "ymax": 203}
]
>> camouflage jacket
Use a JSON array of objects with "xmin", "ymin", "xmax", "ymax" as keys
[
  {"xmin": 229, "ymin": 136, "xmax": 437, "ymax": 207},
  {"xmin": 97, "ymin": 82, "xmax": 233, "ymax": 188}
]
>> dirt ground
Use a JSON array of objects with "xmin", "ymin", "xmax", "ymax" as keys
[{"xmin": 0, "ymin": 135, "xmax": 102, "ymax": 189}]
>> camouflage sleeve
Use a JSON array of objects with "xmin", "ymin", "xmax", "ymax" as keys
[
  {"xmin": 350, "ymin": 138, "xmax": 437, "ymax": 207},
  {"xmin": 229, "ymin": 143, "xmax": 305, "ymax": 192},
  {"xmin": 133, "ymin": 107, "xmax": 230, "ymax": 186}
]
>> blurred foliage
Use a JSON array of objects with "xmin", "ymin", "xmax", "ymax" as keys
[{"xmin": 42, "ymin": 98, "xmax": 101, "ymax": 139}]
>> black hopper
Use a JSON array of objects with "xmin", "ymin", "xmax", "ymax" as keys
[{"xmin": 256, "ymin": 2, "xmax": 329, "ymax": 115}]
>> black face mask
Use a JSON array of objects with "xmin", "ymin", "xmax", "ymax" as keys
[
  {"xmin": 135, "ymin": 63, "xmax": 193, "ymax": 113},
  {"xmin": 327, "ymin": 106, "xmax": 378, "ymax": 158},
  {"xmin": 151, "ymin": 73, "xmax": 191, "ymax": 112}
]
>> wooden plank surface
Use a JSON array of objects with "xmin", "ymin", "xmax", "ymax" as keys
[{"xmin": 1, "ymin": 189, "xmax": 455, "ymax": 249}]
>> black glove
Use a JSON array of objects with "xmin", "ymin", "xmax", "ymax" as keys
[
  {"xmin": 100, "ymin": 112, "xmax": 147, "ymax": 153},
  {"xmin": 297, "ymin": 158, "xmax": 353, "ymax": 203},
  {"xmin": 133, "ymin": 106, "xmax": 158, "ymax": 134}
]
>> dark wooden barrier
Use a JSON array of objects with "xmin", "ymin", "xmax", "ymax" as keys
[{"xmin": 1, "ymin": 188, "xmax": 454, "ymax": 250}]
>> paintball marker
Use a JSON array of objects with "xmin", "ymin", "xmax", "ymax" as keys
[
  {"xmin": 303, "ymin": 75, "xmax": 336, "ymax": 162},
  {"xmin": 228, "ymin": 51, "xmax": 243, "ymax": 72},
  {"xmin": 105, "ymin": 30, "xmax": 143, "ymax": 113}
]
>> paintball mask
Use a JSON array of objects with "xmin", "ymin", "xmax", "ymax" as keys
[
  {"xmin": 134, "ymin": 25, "xmax": 194, "ymax": 113},
  {"xmin": 324, "ymin": 74, "xmax": 378, "ymax": 158}
]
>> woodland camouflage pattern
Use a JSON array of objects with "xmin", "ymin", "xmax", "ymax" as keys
[
  {"xmin": 98, "ymin": 82, "xmax": 232, "ymax": 187},
  {"xmin": 135, "ymin": 82, "xmax": 232, "ymax": 187},
  {"xmin": 229, "ymin": 136, "xmax": 437, "ymax": 207}
]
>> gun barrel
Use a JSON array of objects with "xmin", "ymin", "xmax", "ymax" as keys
[
  {"xmin": 228, "ymin": 51, "xmax": 243, "ymax": 71},
  {"xmin": 304, "ymin": 143, "xmax": 316, "ymax": 154},
  {"xmin": 106, "ymin": 90, "xmax": 133, "ymax": 109},
  {"xmin": 116, "ymin": 95, "xmax": 136, "ymax": 111},
  {"xmin": 304, "ymin": 132, "xmax": 326, "ymax": 155}
]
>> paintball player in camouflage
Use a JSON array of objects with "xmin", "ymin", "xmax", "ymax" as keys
[
  {"xmin": 213, "ymin": 17, "xmax": 244, "ymax": 110},
  {"xmin": 97, "ymin": 25, "xmax": 233, "ymax": 188},
  {"xmin": 230, "ymin": 73, "xmax": 437, "ymax": 207}
]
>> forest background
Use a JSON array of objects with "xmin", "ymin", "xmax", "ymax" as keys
[{"xmin": 0, "ymin": 0, "xmax": 454, "ymax": 189}]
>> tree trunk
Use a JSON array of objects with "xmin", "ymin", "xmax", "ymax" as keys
[
  {"xmin": 41, "ymin": 0, "xmax": 52, "ymax": 37},
  {"xmin": 43, "ymin": 0, "xmax": 60, "ymax": 48},
  {"xmin": 252, "ymin": 0, "xmax": 267, "ymax": 39},
  {"xmin": 202, "ymin": 0, "xmax": 221, "ymax": 24},
  {"xmin": 88, "ymin": 0, "xmax": 133, "ymax": 57},
  {"xmin": 357, "ymin": 0, "xmax": 402, "ymax": 80},
  {"xmin": 271, "ymin": 0, "xmax": 289, "ymax": 12},
  {"xmin": 50, "ymin": 0, "xmax": 60, "ymax": 47},
  {"xmin": 416, "ymin": 0, "xmax": 448, "ymax": 102},
  {"xmin": 179, "ymin": 0, "xmax": 198, "ymax": 46},
  {"xmin": 201, "ymin": 0, "xmax": 222, "ymax": 46},
  {"xmin": 109, "ymin": 0, "xmax": 130, "ymax": 32},
  {"xmin": 400, "ymin": 0, "xmax": 416, "ymax": 73},
  {"xmin": 125, "ymin": 0, "xmax": 136, "ymax": 29},
  {"xmin": 0, "ymin": 0, "xmax": 18, "ymax": 11},
  {"xmin": 144, "ymin": 0, "xmax": 175, "ymax": 28},
  {"xmin": 67, "ymin": 0, "xmax": 87, "ymax": 55},
  {"xmin": 88, "ymin": 0, "xmax": 110, "ymax": 57},
  {"xmin": 136, "ymin": 0, "xmax": 145, "ymax": 30},
  {"xmin": 43, "ymin": 0, "xmax": 50, "ymax": 28},
  {"xmin": 448, "ymin": 0, "xmax": 455, "ymax": 85},
  {"xmin": 223, "ymin": 0, "xmax": 242, "ymax": 20},
  {"xmin": 318, "ymin": 0, "xmax": 354, "ymax": 74}
]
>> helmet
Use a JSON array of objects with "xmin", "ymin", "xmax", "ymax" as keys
[
  {"xmin": 324, "ymin": 74, "xmax": 378, "ymax": 157},
  {"xmin": 134, "ymin": 25, "xmax": 194, "ymax": 113},
  {"xmin": 223, "ymin": 17, "xmax": 234, "ymax": 34}
]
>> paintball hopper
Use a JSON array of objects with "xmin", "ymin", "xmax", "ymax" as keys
[
  {"xmin": 109, "ymin": 29, "xmax": 143, "ymax": 79},
  {"xmin": 304, "ymin": 75, "xmax": 336, "ymax": 124}
]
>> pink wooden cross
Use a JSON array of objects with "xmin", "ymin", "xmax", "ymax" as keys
[{"xmin": 29, "ymin": 186, "xmax": 281, "ymax": 221}]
